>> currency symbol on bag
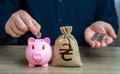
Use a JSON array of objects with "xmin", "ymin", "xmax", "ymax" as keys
[{"xmin": 59, "ymin": 43, "xmax": 73, "ymax": 61}]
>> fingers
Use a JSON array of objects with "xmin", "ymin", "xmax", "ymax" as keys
[
  {"xmin": 10, "ymin": 22, "xmax": 25, "ymax": 37},
  {"xmin": 107, "ymin": 27, "xmax": 117, "ymax": 39},
  {"xmin": 85, "ymin": 30, "xmax": 111, "ymax": 48},
  {"xmin": 89, "ymin": 36, "xmax": 113, "ymax": 48},
  {"xmin": 106, "ymin": 24, "xmax": 117, "ymax": 39},
  {"xmin": 85, "ymin": 21, "xmax": 117, "ymax": 48},
  {"xmin": 89, "ymin": 41, "xmax": 107, "ymax": 48},
  {"xmin": 32, "ymin": 19, "xmax": 41, "ymax": 34},
  {"xmin": 105, "ymin": 36, "xmax": 113, "ymax": 44},
  {"xmin": 5, "ymin": 10, "xmax": 41, "ymax": 38},
  {"xmin": 5, "ymin": 20, "xmax": 21, "ymax": 38},
  {"xmin": 19, "ymin": 10, "xmax": 39, "ymax": 35}
]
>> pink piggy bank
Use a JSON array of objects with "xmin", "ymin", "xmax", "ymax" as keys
[{"xmin": 25, "ymin": 37, "xmax": 52, "ymax": 67}]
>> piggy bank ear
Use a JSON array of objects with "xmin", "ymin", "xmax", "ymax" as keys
[
  {"xmin": 44, "ymin": 37, "xmax": 50, "ymax": 44},
  {"xmin": 28, "ymin": 37, "xmax": 35, "ymax": 45}
]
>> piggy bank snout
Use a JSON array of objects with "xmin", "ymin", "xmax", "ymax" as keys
[{"xmin": 32, "ymin": 52, "xmax": 42, "ymax": 60}]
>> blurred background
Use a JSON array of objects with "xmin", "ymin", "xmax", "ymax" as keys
[{"xmin": 111, "ymin": 0, "xmax": 120, "ymax": 46}]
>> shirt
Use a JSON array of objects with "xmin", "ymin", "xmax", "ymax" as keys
[{"xmin": 0, "ymin": 0, "xmax": 118, "ymax": 46}]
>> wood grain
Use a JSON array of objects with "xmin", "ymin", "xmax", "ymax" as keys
[{"xmin": 0, "ymin": 45, "xmax": 120, "ymax": 74}]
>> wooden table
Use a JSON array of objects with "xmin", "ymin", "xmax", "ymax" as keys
[{"xmin": 0, "ymin": 45, "xmax": 120, "ymax": 74}]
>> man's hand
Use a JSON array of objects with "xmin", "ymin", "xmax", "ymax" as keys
[
  {"xmin": 5, "ymin": 10, "xmax": 41, "ymax": 38},
  {"xmin": 84, "ymin": 21, "xmax": 117, "ymax": 48}
]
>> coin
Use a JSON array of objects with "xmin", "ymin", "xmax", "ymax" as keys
[
  {"xmin": 36, "ymin": 32, "xmax": 41, "ymax": 39},
  {"xmin": 97, "ymin": 34, "xmax": 106, "ymax": 42},
  {"xmin": 91, "ymin": 32, "xmax": 100, "ymax": 41}
]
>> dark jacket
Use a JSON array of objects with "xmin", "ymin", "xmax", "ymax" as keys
[{"xmin": 0, "ymin": 0, "xmax": 118, "ymax": 46}]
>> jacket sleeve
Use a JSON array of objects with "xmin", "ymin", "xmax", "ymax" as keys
[
  {"xmin": 95, "ymin": 0, "xmax": 119, "ymax": 34},
  {"xmin": 0, "ymin": 0, "xmax": 20, "ymax": 44}
]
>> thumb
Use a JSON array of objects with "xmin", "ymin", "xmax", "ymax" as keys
[
  {"xmin": 105, "ymin": 24, "xmax": 117, "ymax": 39},
  {"xmin": 32, "ymin": 19, "xmax": 41, "ymax": 34}
]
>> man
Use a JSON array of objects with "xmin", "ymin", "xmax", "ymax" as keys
[{"xmin": 0, "ymin": 0, "xmax": 118, "ymax": 48}]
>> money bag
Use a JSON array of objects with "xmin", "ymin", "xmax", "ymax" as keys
[{"xmin": 51, "ymin": 26, "xmax": 83, "ymax": 67}]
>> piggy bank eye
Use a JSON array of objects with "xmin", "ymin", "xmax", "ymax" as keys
[
  {"xmin": 32, "ymin": 44, "xmax": 34, "ymax": 50},
  {"xmin": 42, "ymin": 45, "xmax": 45, "ymax": 50}
]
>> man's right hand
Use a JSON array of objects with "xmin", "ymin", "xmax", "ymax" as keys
[{"xmin": 5, "ymin": 10, "xmax": 41, "ymax": 38}]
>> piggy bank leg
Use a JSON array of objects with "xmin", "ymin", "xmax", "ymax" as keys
[
  {"xmin": 41, "ymin": 63, "xmax": 48, "ymax": 67},
  {"xmin": 29, "ymin": 63, "xmax": 35, "ymax": 67}
]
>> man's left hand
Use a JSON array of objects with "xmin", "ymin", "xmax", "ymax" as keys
[{"xmin": 84, "ymin": 21, "xmax": 117, "ymax": 48}]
